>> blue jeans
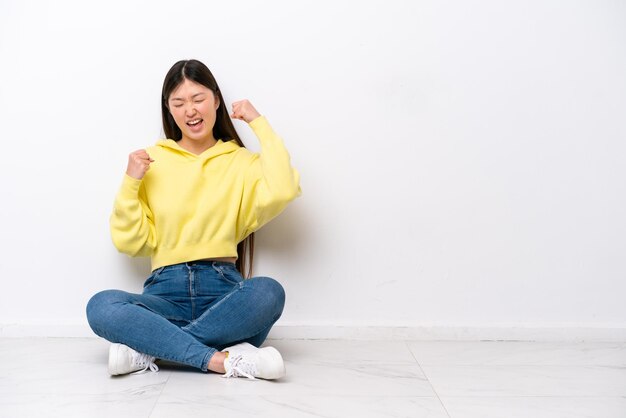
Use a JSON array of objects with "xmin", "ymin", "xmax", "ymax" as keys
[{"xmin": 86, "ymin": 260, "xmax": 286, "ymax": 372}]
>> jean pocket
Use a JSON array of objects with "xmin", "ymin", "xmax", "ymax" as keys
[
  {"xmin": 211, "ymin": 263, "xmax": 243, "ymax": 286},
  {"xmin": 143, "ymin": 266, "xmax": 166, "ymax": 288}
]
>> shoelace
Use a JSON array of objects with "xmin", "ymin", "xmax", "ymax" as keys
[
  {"xmin": 130, "ymin": 351, "xmax": 159, "ymax": 375},
  {"xmin": 221, "ymin": 354, "xmax": 257, "ymax": 380}
]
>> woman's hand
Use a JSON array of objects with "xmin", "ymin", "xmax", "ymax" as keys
[
  {"xmin": 126, "ymin": 149, "xmax": 154, "ymax": 180},
  {"xmin": 231, "ymin": 100, "xmax": 261, "ymax": 124}
]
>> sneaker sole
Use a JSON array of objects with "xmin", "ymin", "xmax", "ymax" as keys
[
  {"xmin": 108, "ymin": 343, "xmax": 123, "ymax": 376},
  {"xmin": 257, "ymin": 346, "xmax": 286, "ymax": 380}
]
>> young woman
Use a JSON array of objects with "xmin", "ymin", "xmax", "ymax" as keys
[{"xmin": 86, "ymin": 59, "xmax": 301, "ymax": 380}]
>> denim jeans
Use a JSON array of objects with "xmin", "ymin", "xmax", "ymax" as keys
[{"xmin": 86, "ymin": 260, "xmax": 286, "ymax": 372}]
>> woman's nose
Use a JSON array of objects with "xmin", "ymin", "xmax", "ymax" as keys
[{"xmin": 185, "ymin": 102, "xmax": 197, "ymax": 115}]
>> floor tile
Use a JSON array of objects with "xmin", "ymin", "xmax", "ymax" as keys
[
  {"xmin": 442, "ymin": 396, "xmax": 626, "ymax": 418},
  {"xmin": 0, "ymin": 337, "xmax": 171, "ymax": 396},
  {"xmin": 422, "ymin": 365, "xmax": 626, "ymax": 397},
  {"xmin": 268, "ymin": 339, "xmax": 418, "ymax": 365},
  {"xmin": 158, "ymin": 360, "xmax": 436, "ymax": 397},
  {"xmin": 0, "ymin": 392, "xmax": 161, "ymax": 418},
  {"xmin": 407, "ymin": 341, "xmax": 626, "ymax": 366},
  {"xmin": 151, "ymin": 395, "xmax": 450, "ymax": 418}
]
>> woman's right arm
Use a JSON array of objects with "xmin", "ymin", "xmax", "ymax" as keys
[{"xmin": 109, "ymin": 150, "xmax": 157, "ymax": 256}]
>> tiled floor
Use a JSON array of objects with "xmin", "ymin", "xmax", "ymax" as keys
[{"xmin": 1, "ymin": 338, "xmax": 625, "ymax": 417}]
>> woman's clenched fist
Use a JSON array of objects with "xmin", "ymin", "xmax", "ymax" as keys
[
  {"xmin": 231, "ymin": 100, "xmax": 261, "ymax": 124},
  {"xmin": 126, "ymin": 149, "xmax": 154, "ymax": 180}
]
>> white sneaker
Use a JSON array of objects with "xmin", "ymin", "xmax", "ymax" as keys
[
  {"xmin": 108, "ymin": 343, "xmax": 159, "ymax": 376},
  {"xmin": 221, "ymin": 342, "xmax": 286, "ymax": 380}
]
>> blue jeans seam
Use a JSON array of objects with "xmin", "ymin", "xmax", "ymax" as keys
[
  {"xmin": 131, "ymin": 301, "xmax": 187, "ymax": 324},
  {"xmin": 201, "ymin": 348, "xmax": 217, "ymax": 372},
  {"xmin": 183, "ymin": 281, "xmax": 243, "ymax": 331}
]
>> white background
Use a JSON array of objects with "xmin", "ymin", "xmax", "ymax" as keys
[{"xmin": 0, "ymin": 0, "xmax": 624, "ymax": 338}]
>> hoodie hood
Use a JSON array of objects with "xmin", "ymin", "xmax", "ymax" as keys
[{"xmin": 154, "ymin": 138, "xmax": 241, "ymax": 161}]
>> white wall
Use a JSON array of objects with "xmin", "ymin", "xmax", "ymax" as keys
[{"xmin": 1, "ymin": 0, "xmax": 624, "ymax": 340}]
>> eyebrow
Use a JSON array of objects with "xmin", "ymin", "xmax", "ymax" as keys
[{"xmin": 170, "ymin": 93, "xmax": 206, "ymax": 101}]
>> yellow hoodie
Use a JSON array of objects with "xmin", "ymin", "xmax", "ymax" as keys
[{"xmin": 110, "ymin": 116, "xmax": 302, "ymax": 271}]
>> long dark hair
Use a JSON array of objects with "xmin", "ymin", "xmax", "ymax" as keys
[{"xmin": 161, "ymin": 59, "xmax": 255, "ymax": 279}]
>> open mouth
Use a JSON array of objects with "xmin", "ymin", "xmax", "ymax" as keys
[{"xmin": 187, "ymin": 118, "xmax": 204, "ymax": 131}]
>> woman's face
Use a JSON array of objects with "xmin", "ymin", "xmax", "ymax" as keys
[{"xmin": 167, "ymin": 78, "xmax": 220, "ymax": 142}]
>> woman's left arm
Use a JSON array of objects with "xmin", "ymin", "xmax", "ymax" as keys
[{"xmin": 233, "ymin": 100, "xmax": 302, "ymax": 237}]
